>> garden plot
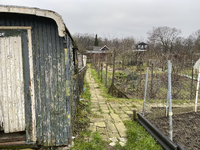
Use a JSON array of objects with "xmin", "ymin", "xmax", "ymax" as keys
[{"xmin": 149, "ymin": 112, "xmax": 200, "ymax": 150}]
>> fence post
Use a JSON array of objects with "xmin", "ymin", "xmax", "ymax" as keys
[
  {"xmin": 190, "ymin": 66, "xmax": 194, "ymax": 100},
  {"xmin": 195, "ymin": 65, "xmax": 200, "ymax": 112},
  {"xmin": 168, "ymin": 60, "xmax": 173, "ymax": 141},
  {"xmin": 105, "ymin": 54, "xmax": 108, "ymax": 87},
  {"xmin": 195, "ymin": 69, "xmax": 197, "ymax": 80},
  {"xmin": 98, "ymin": 55, "xmax": 100, "ymax": 77},
  {"xmin": 150, "ymin": 63, "xmax": 153, "ymax": 99},
  {"xmin": 139, "ymin": 63, "xmax": 142, "ymax": 89},
  {"xmin": 142, "ymin": 67, "xmax": 149, "ymax": 116},
  {"xmin": 112, "ymin": 49, "xmax": 116, "ymax": 96},
  {"xmin": 101, "ymin": 63, "xmax": 103, "ymax": 82}
]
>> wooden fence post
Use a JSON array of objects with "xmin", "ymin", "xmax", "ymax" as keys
[
  {"xmin": 112, "ymin": 49, "xmax": 116, "ymax": 96},
  {"xmin": 150, "ymin": 63, "xmax": 153, "ymax": 99},
  {"xmin": 139, "ymin": 63, "xmax": 142, "ymax": 89},
  {"xmin": 101, "ymin": 63, "xmax": 103, "ymax": 82},
  {"xmin": 98, "ymin": 54, "xmax": 100, "ymax": 77},
  {"xmin": 106, "ymin": 55, "xmax": 108, "ymax": 87}
]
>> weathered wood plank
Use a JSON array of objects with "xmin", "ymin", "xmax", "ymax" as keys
[
  {"xmin": 1, "ymin": 38, "xmax": 9, "ymax": 132},
  {"xmin": 18, "ymin": 34, "xmax": 26, "ymax": 132},
  {"xmin": 6, "ymin": 37, "xmax": 13, "ymax": 132}
]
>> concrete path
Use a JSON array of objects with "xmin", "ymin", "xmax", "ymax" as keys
[{"xmin": 86, "ymin": 67, "xmax": 136, "ymax": 146}]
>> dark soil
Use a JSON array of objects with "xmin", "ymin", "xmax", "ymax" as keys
[{"xmin": 150, "ymin": 112, "xmax": 200, "ymax": 150}]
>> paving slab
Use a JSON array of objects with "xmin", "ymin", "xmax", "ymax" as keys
[
  {"xmin": 106, "ymin": 122, "xmax": 118, "ymax": 133},
  {"xmin": 120, "ymin": 117, "xmax": 131, "ymax": 121},
  {"xmin": 91, "ymin": 108, "xmax": 99, "ymax": 112},
  {"xmin": 110, "ymin": 113, "xmax": 122, "ymax": 123},
  {"xmin": 100, "ymin": 105, "xmax": 108, "ymax": 109},
  {"xmin": 102, "ymin": 114, "xmax": 112, "ymax": 122},
  {"xmin": 119, "ymin": 114, "xmax": 130, "ymax": 118},
  {"xmin": 115, "ymin": 110, "xmax": 125, "ymax": 114},
  {"xmin": 102, "ymin": 110, "xmax": 110, "ymax": 113},
  {"xmin": 125, "ymin": 110, "xmax": 133, "ymax": 115},
  {"xmin": 90, "ymin": 117, "xmax": 104, "ymax": 123},
  {"xmin": 99, "ymin": 101, "xmax": 106, "ymax": 104},
  {"xmin": 120, "ymin": 106, "xmax": 130, "ymax": 111},
  {"xmin": 115, "ymin": 123, "xmax": 126, "ymax": 138},
  {"xmin": 89, "ymin": 125, "xmax": 96, "ymax": 132},
  {"xmin": 91, "ymin": 102, "xmax": 99, "ymax": 108},
  {"xmin": 97, "ymin": 127, "xmax": 106, "ymax": 134},
  {"xmin": 95, "ymin": 122, "xmax": 106, "ymax": 128}
]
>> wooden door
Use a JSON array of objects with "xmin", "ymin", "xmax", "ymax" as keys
[{"xmin": 0, "ymin": 31, "xmax": 25, "ymax": 133}]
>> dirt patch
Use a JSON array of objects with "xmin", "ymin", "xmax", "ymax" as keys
[{"xmin": 150, "ymin": 112, "xmax": 200, "ymax": 150}]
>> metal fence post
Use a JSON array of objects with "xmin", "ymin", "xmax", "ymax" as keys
[
  {"xmin": 195, "ymin": 65, "xmax": 200, "ymax": 112},
  {"xmin": 142, "ymin": 67, "xmax": 149, "ymax": 116},
  {"xmin": 190, "ymin": 66, "xmax": 194, "ymax": 100},
  {"xmin": 168, "ymin": 60, "xmax": 173, "ymax": 141}
]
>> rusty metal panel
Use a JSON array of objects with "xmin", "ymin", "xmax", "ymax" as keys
[{"xmin": 0, "ymin": 36, "xmax": 25, "ymax": 133}]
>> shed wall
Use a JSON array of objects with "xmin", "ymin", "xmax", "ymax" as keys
[{"xmin": 0, "ymin": 13, "xmax": 74, "ymax": 146}]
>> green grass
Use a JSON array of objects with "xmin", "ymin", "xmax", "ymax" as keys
[
  {"xmin": 71, "ymin": 132, "xmax": 107, "ymax": 150},
  {"xmin": 89, "ymin": 65, "xmax": 163, "ymax": 149},
  {"xmin": 81, "ymin": 73, "xmax": 91, "ymax": 101},
  {"xmin": 123, "ymin": 120, "xmax": 162, "ymax": 150}
]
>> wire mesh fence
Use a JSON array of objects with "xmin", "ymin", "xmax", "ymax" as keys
[{"xmin": 90, "ymin": 49, "xmax": 200, "ymax": 149}]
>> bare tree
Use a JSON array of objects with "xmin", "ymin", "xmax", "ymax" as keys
[{"xmin": 147, "ymin": 26, "xmax": 181, "ymax": 53}]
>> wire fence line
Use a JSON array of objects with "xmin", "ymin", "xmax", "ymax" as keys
[{"xmin": 90, "ymin": 50, "xmax": 200, "ymax": 149}]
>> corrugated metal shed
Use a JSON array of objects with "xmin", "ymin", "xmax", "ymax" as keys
[{"xmin": 0, "ymin": 5, "xmax": 79, "ymax": 148}]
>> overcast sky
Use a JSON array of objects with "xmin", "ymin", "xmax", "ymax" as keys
[{"xmin": 1, "ymin": 0, "xmax": 200, "ymax": 40}]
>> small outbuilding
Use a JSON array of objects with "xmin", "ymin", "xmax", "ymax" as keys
[
  {"xmin": 87, "ymin": 45, "xmax": 110, "ymax": 62},
  {"xmin": 0, "ymin": 5, "xmax": 79, "ymax": 148}
]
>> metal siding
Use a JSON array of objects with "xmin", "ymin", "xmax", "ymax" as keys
[
  {"xmin": 68, "ymin": 35, "xmax": 74, "ymax": 141},
  {"xmin": 55, "ymin": 23, "xmax": 62, "ymax": 146},
  {"xmin": 38, "ymin": 20, "xmax": 45, "ymax": 145},
  {"xmin": 0, "ymin": 14, "xmax": 73, "ymax": 146},
  {"xmin": 0, "ymin": 36, "xmax": 25, "ymax": 133},
  {"xmin": 60, "ymin": 34, "xmax": 66, "ymax": 145},
  {"xmin": 50, "ymin": 22, "xmax": 56, "ymax": 146},
  {"xmin": 42, "ymin": 21, "xmax": 48, "ymax": 146}
]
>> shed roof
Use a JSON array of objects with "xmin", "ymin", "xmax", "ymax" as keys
[{"xmin": 0, "ymin": 5, "xmax": 70, "ymax": 38}]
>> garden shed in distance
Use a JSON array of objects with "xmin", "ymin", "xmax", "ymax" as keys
[{"xmin": 0, "ymin": 5, "xmax": 79, "ymax": 149}]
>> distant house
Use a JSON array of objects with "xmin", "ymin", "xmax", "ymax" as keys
[
  {"xmin": 136, "ymin": 42, "xmax": 149, "ymax": 50},
  {"xmin": 87, "ymin": 45, "xmax": 110, "ymax": 62}
]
